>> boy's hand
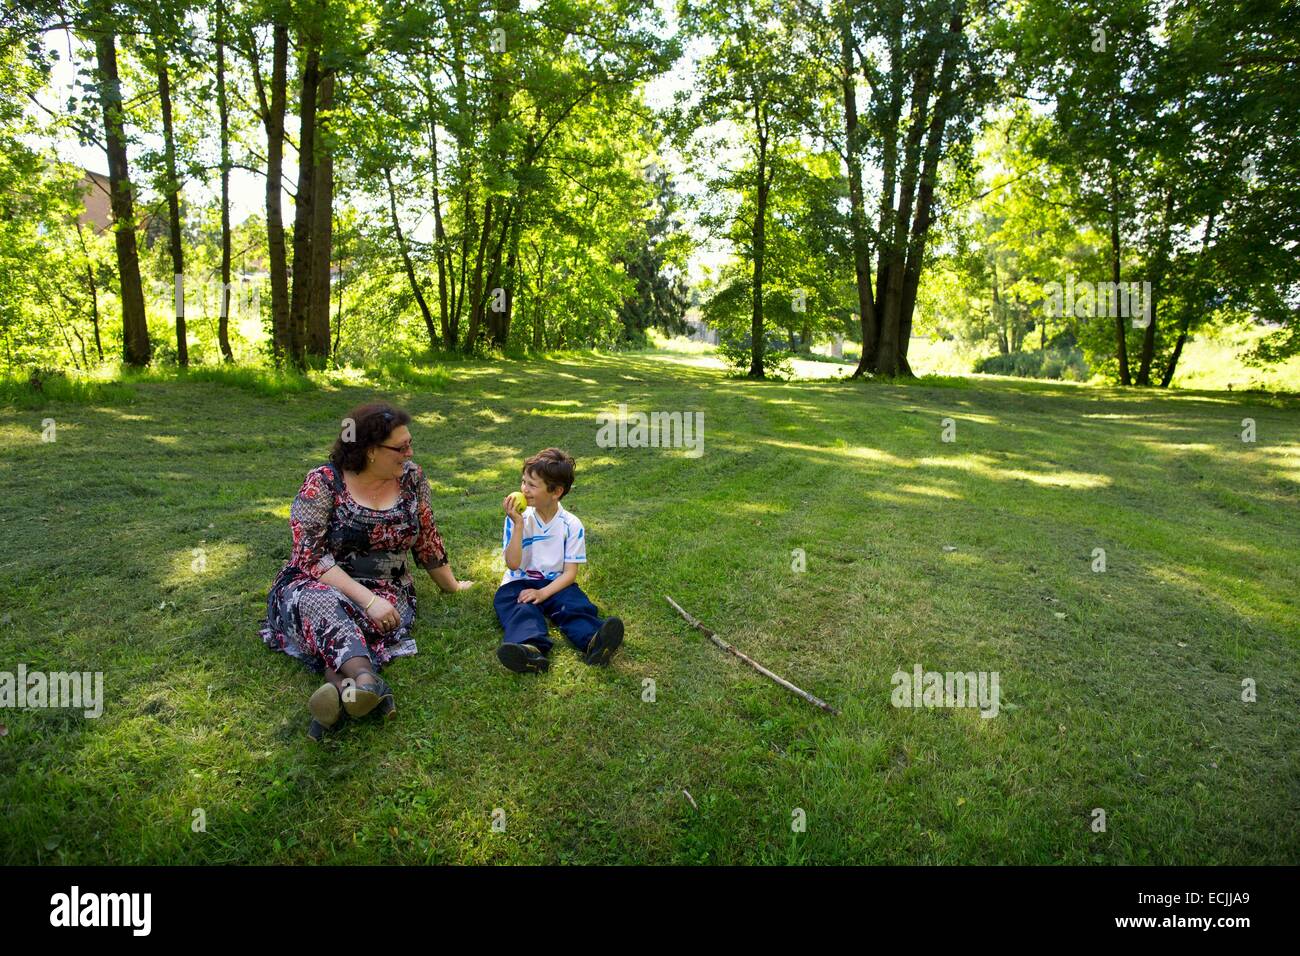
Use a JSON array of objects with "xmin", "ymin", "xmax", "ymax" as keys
[
  {"xmin": 517, "ymin": 588, "xmax": 545, "ymax": 604},
  {"xmin": 503, "ymin": 494, "xmax": 524, "ymax": 524}
]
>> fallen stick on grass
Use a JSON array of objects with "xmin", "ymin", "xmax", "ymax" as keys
[{"xmin": 664, "ymin": 595, "xmax": 840, "ymax": 716}]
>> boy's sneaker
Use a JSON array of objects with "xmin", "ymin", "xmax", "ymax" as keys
[
  {"xmin": 584, "ymin": 617, "xmax": 624, "ymax": 666},
  {"xmin": 497, "ymin": 642, "xmax": 549, "ymax": 674}
]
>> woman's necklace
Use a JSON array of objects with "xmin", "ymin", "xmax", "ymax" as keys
[{"xmin": 349, "ymin": 471, "xmax": 398, "ymax": 507}]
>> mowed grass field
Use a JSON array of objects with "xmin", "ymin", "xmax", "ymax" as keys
[{"xmin": 1, "ymin": 352, "xmax": 1298, "ymax": 864}]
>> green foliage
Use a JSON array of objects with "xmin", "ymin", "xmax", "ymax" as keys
[
  {"xmin": 1001, "ymin": 0, "xmax": 1300, "ymax": 383},
  {"xmin": 918, "ymin": 110, "xmax": 1108, "ymax": 364},
  {"xmin": 695, "ymin": 147, "xmax": 857, "ymax": 365},
  {"xmin": 674, "ymin": 0, "xmax": 830, "ymax": 375},
  {"xmin": 2, "ymin": 0, "xmax": 1297, "ymax": 390},
  {"xmin": 339, "ymin": 0, "xmax": 682, "ymax": 354},
  {"xmin": 702, "ymin": 276, "xmax": 796, "ymax": 377},
  {"xmin": 4, "ymin": 0, "xmax": 690, "ymax": 371},
  {"xmin": 716, "ymin": 331, "xmax": 795, "ymax": 380},
  {"xmin": 973, "ymin": 347, "xmax": 1089, "ymax": 381},
  {"xmin": 616, "ymin": 164, "xmax": 690, "ymax": 343},
  {"xmin": 0, "ymin": 32, "xmax": 113, "ymax": 372}
]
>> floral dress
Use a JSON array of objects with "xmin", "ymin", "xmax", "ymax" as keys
[{"xmin": 259, "ymin": 459, "xmax": 448, "ymax": 674}]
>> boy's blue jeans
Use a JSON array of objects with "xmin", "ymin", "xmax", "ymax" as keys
[{"xmin": 493, "ymin": 578, "xmax": 605, "ymax": 654}]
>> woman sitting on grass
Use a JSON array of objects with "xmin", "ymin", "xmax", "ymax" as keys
[{"xmin": 259, "ymin": 401, "xmax": 474, "ymax": 740}]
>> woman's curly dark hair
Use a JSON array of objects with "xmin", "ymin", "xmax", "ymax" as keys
[{"xmin": 330, "ymin": 401, "xmax": 411, "ymax": 473}]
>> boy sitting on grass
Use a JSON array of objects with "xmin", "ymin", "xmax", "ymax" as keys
[{"xmin": 494, "ymin": 447, "xmax": 623, "ymax": 673}]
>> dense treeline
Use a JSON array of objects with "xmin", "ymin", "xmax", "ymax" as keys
[
  {"xmin": 1, "ymin": 0, "xmax": 1296, "ymax": 383},
  {"xmin": 3, "ymin": 0, "xmax": 688, "ymax": 371}
]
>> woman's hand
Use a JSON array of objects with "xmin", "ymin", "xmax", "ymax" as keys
[
  {"xmin": 365, "ymin": 594, "xmax": 400, "ymax": 633},
  {"xmin": 430, "ymin": 563, "xmax": 475, "ymax": 593}
]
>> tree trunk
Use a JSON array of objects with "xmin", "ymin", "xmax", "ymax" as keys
[
  {"xmin": 452, "ymin": 188, "xmax": 472, "ymax": 348},
  {"xmin": 93, "ymin": 22, "xmax": 150, "ymax": 366},
  {"xmin": 898, "ymin": 9, "xmax": 963, "ymax": 373},
  {"xmin": 333, "ymin": 265, "xmax": 345, "ymax": 354},
  {"xmin": 70, "ymin": 319, "xmax": 89, "ymax": 369},
  {"xmin": 425, "ymin": 76, "xmax": 452, "ymax": 348},
  {"xmin": 307, "ymin": 69, "xmax": 334, "ymax": 364},
  {"xmin": 216, "ymin": 0, "xmax": 234, "ymax": 362},
  {"xmin": 500, "ymin": 200, "xmax": 524, "ymax": 347},
  {"xmin": 842, "ymin": 16, "xmax": 877, "ymax": 379},
  {"xmin": 1135, "ymin": 297, "xmax": 1157, "ymax": 386},
  {"xmin": 750, "ymin": 179, "xmax": 768, "ymax": 377},
  {"xmin": 385, "ymin": 167, "xmax": 439, "ymax": 347},
  {"xmin": 1109, "ymin": 168, "xmax": 1130, "ymax": 385},
  {"xmin": 462, "ymin": 198, "xmax": 495, "ymax": 353},
  {"xmin": 870, "ymin": 31, "xmax": 904, "ymax": 368},
  {"xmin": 288, "ymin": 40, "xmax": 320, "ymax": 369},
  {"xmin": 75, "ymin": 221, "xmax": 104, "ymax": 361},
  {"xmin": 155, "ymin": 38, "xmax": 186, "ymax": 366},
  {"xmin": 467, "ymin": 1, "xmax": 513, "ymax": 354},
  {"xmin": 532, "ymin": 243, "xmax": 545, "ymax": 350},
  {"xmin": 749, "ymin": 102, "xmax": 770, "ymax": 379},
  {"xmin": 480, "ymin": 207, "xmax": 513, "ymax": 345},
  {"xmin": 493, "ymin": 130, "xmax": 536, "ymax": 349},
  {"xmin": 992, "ymin": 263, "xmax": 1008, "ymax": 354},
  {"xmin": 1160, "ymin": 207, "xmax": 1218, "ymax": 388},
  {"xmin": 876, "ymin": 57, "xmax": 936, "ymax": 377},
  {"xmin": 423, "ymin": 61, "xmax": 454, "ymax": 348},
  {"xmin": 449, "ymin": 28, "xmax": 472, "ymax": 348},
  {"xmin": 1135, "ymin": 188, "xmax": 1175, "ymax": 386},
  {"xmin": 255, "ymin": 21, "xmax": 291, "ymax": 363}
]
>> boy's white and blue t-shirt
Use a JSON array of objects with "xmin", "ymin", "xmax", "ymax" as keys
[{"xmin": 500, "ymin": 503, "xmax": 587, "ymax": 585}]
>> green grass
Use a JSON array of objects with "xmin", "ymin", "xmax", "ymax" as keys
[
  {"xmin": 1, "ymin": 353, "xmax": 1298, "ymax": 864},
  {"xmin": 896, "ymin": 326, "xmax": 1300, "ymax": 392},
  {"xmin": 0, "ymin": 358, "xmax": 457, "ymax": 408},
  {"xmin": 1172, "ymin": 324, "xmax": 1300, "ymax": 393},
  {"xmin": 0, "ymin": 369, "xmax": 140, "ymax": 408}
]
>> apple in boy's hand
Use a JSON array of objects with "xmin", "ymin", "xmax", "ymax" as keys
[{"xmin": 508, "ymin": 491, "xmax": 528, "ymax": 515}]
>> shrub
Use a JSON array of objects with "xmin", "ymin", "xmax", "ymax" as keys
[
  {"xmin": 974, "ymin": 347, "xmax": 1089, "ymax": 381},
  {"xmin": 718, "ymin": 333, "xmax": 794, "ymax": 379}
]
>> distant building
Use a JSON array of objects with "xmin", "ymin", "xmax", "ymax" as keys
[
  {"xmin": 76, "ymin": 167, "xmax": 158, "ymax": 238},
  {"xmin": 684, "ymin": 310, "xmax": 718, "ymax": 344},
  {"xmin": 77, "ymin": 169, "xmax": 112, "ymax": 232}
]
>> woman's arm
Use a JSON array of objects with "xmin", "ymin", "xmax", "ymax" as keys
[
  {"xmin": 412, "ymin": 464, "xmax": 473, "ymax": 591},
  {"xmin": 428, "ymin": 562, "xmax": 474, "ymax": 593},
  {"xmin": 319, "ymin": 565, "xmax": 379, "ymax": 607}
]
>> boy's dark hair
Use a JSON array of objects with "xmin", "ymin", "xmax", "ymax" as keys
[
  {"xmin": 330, "ymin": 401, "xmax": 411, "ymax": 472},
  {"xmin": 523, "ymin": 447, "xmax": 575, "ymax": 498}
]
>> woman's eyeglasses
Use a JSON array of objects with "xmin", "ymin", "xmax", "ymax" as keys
[{"xmin": 378, "ymin": 440, "xmax": 413, "ymax": 454}]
